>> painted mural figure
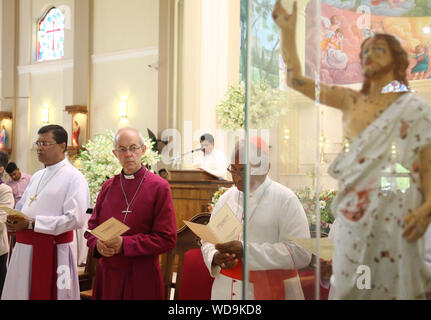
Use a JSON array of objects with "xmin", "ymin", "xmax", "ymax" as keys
[
  {"xmin": 363, "ymin": 21, "xmax": 386, "ymax": 40},
  {"xmin": 410, "ymin": 44, "xmax": 430, "ymax": 80},
  {"xmin": 273, "ymin": 1, "xmax": 431, "ymax": 299},
  {"xmin": 321, "ymin": 15, "xmax": 348, "ymax": 70}
]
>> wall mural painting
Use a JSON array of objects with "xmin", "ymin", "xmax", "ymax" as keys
[
  {"xmin": 321, "ymin": 0, "xmax": 431, "ymax": 17},
  {"xmin": 306, "ymin": 2, "xmax": 431, "ymax": 85}
]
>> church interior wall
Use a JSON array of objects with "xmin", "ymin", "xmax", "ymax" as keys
[
  {"xmin": 1, "ymin": 0, "xmax": 431, "ymax": 185},
  {"xmin": 92, "ymin": 0, "xmax": 158, "ymax": 55},
  {"xmin": 177, "ymin": 0, "xmax": 240, "ymax": 163},
  {"xmin": 5, "ymin": 0, "xmax": 160, "ymax": 174},
  {"xmin": 91, "ymin": 55, "xmax": 159, "ymax": 137},
  {"xmin": 90, "ymin": 0, "xmax": 159, "ymax": 147}
]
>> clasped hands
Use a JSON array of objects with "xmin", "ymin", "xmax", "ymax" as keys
[
  {"xmin": 212, "ymin": 240, "xmax": 243, "ymax": 270},
  {"xmin": 6, "ymin": 215, "xmax": 30, "ymax": 232},
  {"xmin": 97, "ymin": 237, "xmax": 123, "ymax": 257}
]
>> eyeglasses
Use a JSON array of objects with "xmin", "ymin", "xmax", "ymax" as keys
[
  {"xmin": 227, "ymin": 165, "xmax": 244, "ymax": 176},
  {"xmin": 33, "ymin": 141, "xmax": 58, "ymax": 147},
  {"xmin": 115, "ymin": 145, "xmax": 143, "ymax": 154}
]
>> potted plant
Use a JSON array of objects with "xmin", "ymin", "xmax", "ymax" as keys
[
  {"xmin": 216, "ymin": 80, "xmax": 289, "ymax": 130},
  {"xmin": 295, "ymin": 187, "xmax": 336, "ymax": 234}
]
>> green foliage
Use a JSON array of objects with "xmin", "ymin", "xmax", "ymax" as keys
[
  {"xmin": 208, "ymin": 187, "xmax": 229, "ymax": 212},
  {"xmin": 216, "ymin": 80, "xmax": 288, "ymax": 130},
  {"xmin": 295, "ymin": 187, "xmax": 337, "ymax": 232}
]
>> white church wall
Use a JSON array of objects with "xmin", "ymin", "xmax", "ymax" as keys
[
  {"xmin": 92, "ymin": 0, "xmax": 158, "ymax": 55},
  {"xmin": 91, "ymin": 53, "xmax": 159, "ymax": 137},
  {"xmin": 10, "ymin": 0, "xmax": 160, "ymax": 174},
  {"xmin": 90, "ymin": 0, "xmax": 159, "ymax": 141},
  {"xmin": 178, "ymin": 0, "xmax": 240, "ymax": 157}
]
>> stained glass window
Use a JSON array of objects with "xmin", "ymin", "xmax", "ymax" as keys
[{"xmin": 37, "ymin": 8, "xmax": 65, "ymax": 62}]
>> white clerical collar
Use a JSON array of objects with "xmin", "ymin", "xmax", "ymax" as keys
[
  {"xmin": 122, "ymin": 166, "xmax": 144, "ymax": 180},
  {"xmin": 46, "ymin": 158, "xmax": 68, "ymax": 171}
]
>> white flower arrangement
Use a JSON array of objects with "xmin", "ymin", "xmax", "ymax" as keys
[
  {"xmin": 77, "ymin": 129, "xmax": 161, "ymax": 205},
  {"xmin": 216, "ymin": 80, "xmax": 289, "ymax": 130}
]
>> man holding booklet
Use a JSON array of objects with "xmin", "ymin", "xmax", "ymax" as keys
[
  {"xmin": 84, "ymin": 127, "xmax": 177, "ymax": 300},
  {"xmin": 2, "ymin": 125, "xmax": 90, "ymax": 300},
  {"xmin": 201, "ymin": 137, "xmax": 312, "ymax": 299},
  {"xmin": 0, "ymin": 150, "xmax": 14, "ymax": 296}
]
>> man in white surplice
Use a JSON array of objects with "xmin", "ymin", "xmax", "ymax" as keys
[
  {"xmin": 201, "ymin": 137, "xmax": 311, "ymax": 300},
  {"xmin": 2, "ymin": 125, "xmax": 90, "ymax": 300},
  {"xmin": 193, "ymin": 133, "xmax": 228, "ymax": 180}
]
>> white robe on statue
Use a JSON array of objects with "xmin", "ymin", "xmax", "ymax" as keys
[
  {"xmin": 328, "ymin": 93, "xmax": 431, "ymax": 299},
  {"xmin": 1, "ymin": 158, "xmax": 90, "ymax": 300},
  {"xmin": 201, "ymin": 177, "xmax": 311, "ymax": 300}
]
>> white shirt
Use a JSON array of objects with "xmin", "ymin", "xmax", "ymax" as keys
[
  {"xmin": 1, "ymin": 158, "xmax": 90, "ymax": 300},
  {"xmin": 0, "ymin": 184, "xmax": 14, "ymax": 256},
  {"xmin": 201, "ymin": 177, "xmax": 311, "ymax": 300},
  {"xmin": 193, "ymin": 149, "xmax": 228, "ymax": 179}
]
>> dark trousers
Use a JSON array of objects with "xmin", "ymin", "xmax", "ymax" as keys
[{"xmin": 0, "ymin": 253, "xmax": 7, "ymax": 297}]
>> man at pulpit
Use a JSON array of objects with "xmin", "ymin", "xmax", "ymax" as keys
[
  {"xmin": 201, "ymin": 137, "xmax": 311, "ymax": 299},
  {"xmin": 193, "ymin": 133, "xmax": 228, "ymax": 180}
]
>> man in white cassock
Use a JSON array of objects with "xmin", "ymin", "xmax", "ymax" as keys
[
  {"xmin": 193, "ymin": 133, "xmax": 228, "ymax": 180},
  {"xmin": 2, "ymin": 125, "xmax": 90, "ymax": 300},
  {"xmin": 201, "ymin": 137, "xmax": 311, "ymax": 300}
]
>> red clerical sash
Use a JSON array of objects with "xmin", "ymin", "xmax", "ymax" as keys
[
  {"xmin": 221, "ymin": 259, "xmax": 298, "ymax": 299},
  {"xmin": 16, "ymin": 229, "xmax": 73, "ymax": 300}
]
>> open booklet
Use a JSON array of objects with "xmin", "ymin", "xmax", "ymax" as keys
[
  {"xmin": 286, "ymin": 235, "xmax": 334, "ymax": 261},
  {"xmin": 0, "ymin": 206, "xmax": 28, "ymax": 219},
  {"xmin": 184, "ymin": 203, "xmax": 242, "ymax": 244},
  {"xmin": 87, "ymin": 217, "xmax": 130, "ymax": 242}
]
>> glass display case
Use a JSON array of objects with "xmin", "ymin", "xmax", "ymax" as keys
[{"xmin": 238, "ymin": 0, "xmax": 431, "ymax": 300}]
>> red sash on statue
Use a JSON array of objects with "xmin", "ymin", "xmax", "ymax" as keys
[
  {"xmin": 221, "ymin": 259, "xmax": 298, "ymax": 299},
  {"xmin": 16, "ymin": 229, "xmax": 73, "ymax": 300}
]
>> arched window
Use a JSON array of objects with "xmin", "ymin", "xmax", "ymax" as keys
[{"xmin": 37, "ymin": 7, "xmax": 65, "ymax": 62}]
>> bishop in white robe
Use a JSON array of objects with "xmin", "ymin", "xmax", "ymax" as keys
[
  {"xmin": 2, "ymin": 125, "xmax": 90, "ymax": 300},
  {"xmin": 1, "ymin": 158, "xmax": 89, "ymax": 300},
  {"xmin": 201, "ymin": 137, "xmax": 311, "ymax": 300}
]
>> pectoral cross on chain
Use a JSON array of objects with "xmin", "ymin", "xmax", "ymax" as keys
[
  {"xmin": 119, "ymin": 170, "xmax": 148, "ymax": 223},
  {"xmin": 122, "ymin": 208, "xmax": 132, "ymax": 222},
  {"xmin": 28, "ymin": 195, "xmax": 37, "ymax": 207}
]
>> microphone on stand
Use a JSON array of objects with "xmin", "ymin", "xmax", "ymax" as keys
[{"xmin": 169, "ymin": 147, "xmax": 204, "ymax": 166}]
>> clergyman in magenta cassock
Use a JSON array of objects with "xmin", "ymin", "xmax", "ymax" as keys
[{"xmin": 84, "ymin": 127, "xmax": 177, "ymax": 299}]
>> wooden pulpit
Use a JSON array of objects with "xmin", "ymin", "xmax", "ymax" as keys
[{"xmin": 168, "ymin": 170, "xmax": 233, "ymax": 229}]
